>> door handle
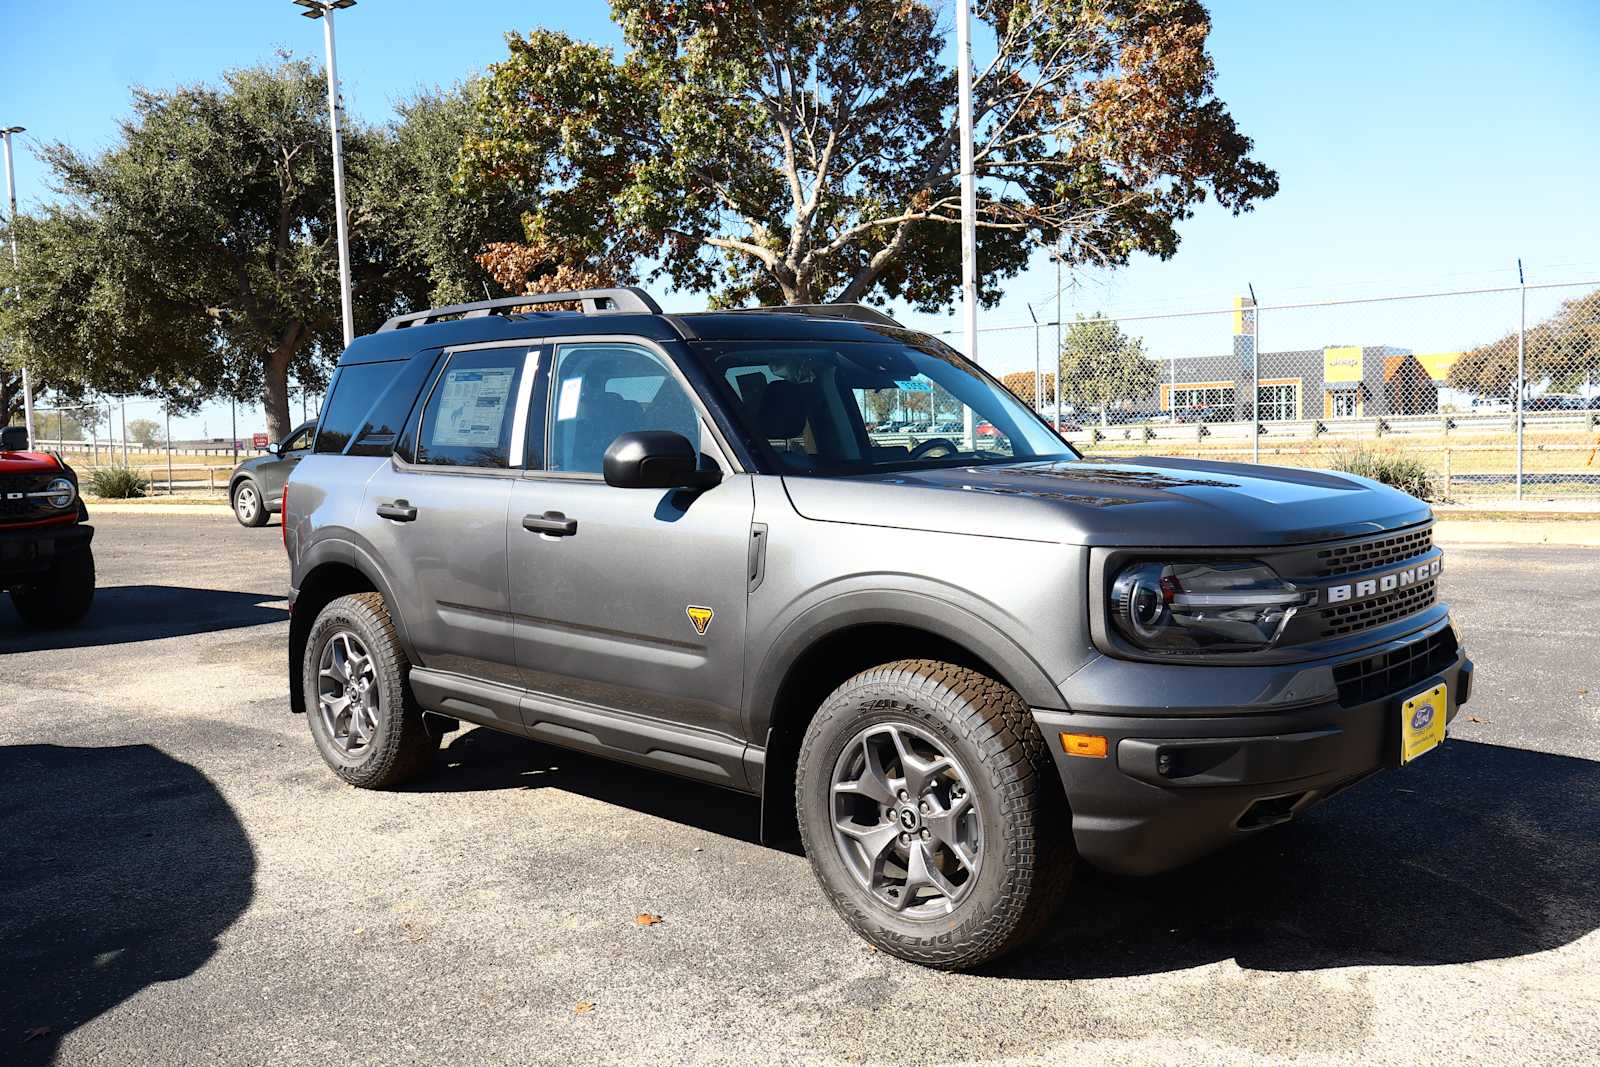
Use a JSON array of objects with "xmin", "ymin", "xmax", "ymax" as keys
[
  {"xmin": 376, "ymin": 500, "xmax": 418, "ymax": 522},
  {"xmin": 523, "ymin": 511, "xmax": 577, "ymax": 537}
]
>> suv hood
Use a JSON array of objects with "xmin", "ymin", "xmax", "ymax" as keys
[
  {"xmin": 781, "ymin": 457, "xmax": 1431, "ymax": 547},
  {"xmin": 0, "ymin": 450, "xmax": 63, "ymax": 474}
]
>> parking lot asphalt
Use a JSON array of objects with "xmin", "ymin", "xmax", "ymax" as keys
[{"xmin": 3, "ymin": 512, "xmax": 1598, "ymax": 1066}]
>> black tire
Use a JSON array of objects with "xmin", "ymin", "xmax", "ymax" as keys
[
  {"xmin": 302, "ymin": 591, "xmax": 437, "ymax": 789},
  {"xmin": 232, "ymin": 479, "xmax": 269, "ymax": 528},
  {"xmin": 11, "ymin": 546, "xmax": 96, "ymax": 627},
  {"xmin": 796, "ymin": 659, "xmax": 1074, "ymax": 970}
]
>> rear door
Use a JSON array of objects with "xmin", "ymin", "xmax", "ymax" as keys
[
  {"xmin": 358, "ymin": 341, "xmax": 540, "ymax": 689},
  {"xmin": 506, "ymin": 338, "xmax": 755, "ymax": 741}
]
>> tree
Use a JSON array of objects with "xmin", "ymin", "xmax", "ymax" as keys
[
  {"xmin": 1000, "ymin": 370, "xmax": 1055, "ymax": 408},
  {"xmin": 459, "ymin": 0, "xmax": 1277, "ymax": 310},
  {"xmin": 126, "ymin": 417, "xmax": 163, "ymax": 449},
  {"xmin": 1448, "ymin": 288, "xmax": 1600, "ymax": 398},
  {"xmin": 1057, "ymin": 314, "xmax": 1157, "ymax": 415},
  {"xmin": 2, "ymin": 62, "xmax": 525, "ymax": 441}
]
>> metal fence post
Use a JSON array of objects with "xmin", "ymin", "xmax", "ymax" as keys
[
  {"xmin": 1249, "ymin": 284, "xmax": 1260, "ymax": 463},
  {"xmin": 1515, "ymin": 262, "xmax": 1526, "ymax": 501},
  {"xmin": 165, "ymin": 402, "xmax": 174, "ymax": 495}
]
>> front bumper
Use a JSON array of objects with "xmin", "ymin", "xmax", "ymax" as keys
[
  {"xmin": 0, "ymin": 520, "xmax": 94, "ymax": 585},
  {"xmin": 1036, "ymin": 616, "xmax": 1472, "ymax": 876}
]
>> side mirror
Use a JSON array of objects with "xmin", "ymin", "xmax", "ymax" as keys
[
  {"xmin": 0, "ymin": 426, "xmax": 28, "ymax": 452},
  {"xmin": 603, "ymin": 431, "xmax": 722, "ymax": 490},
  {"xmin": 266, "ymin": 442, "xmax": 281, "ymax": 455}
]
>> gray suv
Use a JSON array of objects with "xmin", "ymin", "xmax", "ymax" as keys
[
  {"xmin": 228, "ymin": 420, "xmax": 316, "ymax": 527},
  {"xmin": 283, "ymin": 288, "xmax": 1472, "ymax": 970}
]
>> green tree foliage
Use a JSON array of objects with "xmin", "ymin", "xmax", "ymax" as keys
[
  {"xmin": 1058, "ymin": 314, "xmax": 1158, "ymax": 413},
  {"xmin": 125, "ymin": 417, "xmax": 163, "ymax": 449},
  {"xmin": 1, "ymin": 61, "xmax": 523, "ymax": 440},
  {"xmin": 460, "ymin": 0, "xmax": 1277, "ymax": 309},
  {"xmin": 1448, "ymin": 288, "xmax": 1600, "ymax": 397}
]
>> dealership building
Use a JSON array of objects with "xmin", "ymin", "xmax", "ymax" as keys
[{"xmin": 1145, "ymin": 298, "xmax": 1462, "ymax": 420}]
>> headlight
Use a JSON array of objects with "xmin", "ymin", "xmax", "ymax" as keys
[
  {"xmin": 40, "ymin": 477, "xmax": 77, "ymax": 509},
  {"xmin": 1110, "ymin": 560, "xmax": 1313, "ymax": 653}
]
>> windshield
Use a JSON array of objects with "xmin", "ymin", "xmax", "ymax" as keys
[{"xmin": 692, "ymin": 338, "xmax": 1078, "ymax": 476}]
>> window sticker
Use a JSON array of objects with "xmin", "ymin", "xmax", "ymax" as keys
[
  {"xmin": 556, "ymin": 376, "xmax": 584, "ymax": 421},
  {"xmin": 432, "ymin": 367, "xmax": 514, "ymax": 447}
]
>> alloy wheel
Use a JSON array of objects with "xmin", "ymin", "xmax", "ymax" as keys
[
  {"xmin": 830, "ymin": 721, "xmax": 983, "ymax": 917},
  {"xmin": 317, "ymin": 630, "xmax": 381, "ymax": 756},
  {"xmin": 235, "ymin": 485, "xmax": 258, "ymax": 523}
]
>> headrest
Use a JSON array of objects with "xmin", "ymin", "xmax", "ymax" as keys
[{"xmin": 757, "ymin": 380, "xmax": 809, "ymax": 439}]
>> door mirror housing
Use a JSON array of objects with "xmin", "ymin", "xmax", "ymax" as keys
[
  {"xmin": 0, "ymin": 425, "xmax": 28, "ymax": 452},
  {"xmin": 603, "ymin": 431, "xmax": 722, "ymax": 490},
  {"xmin": 266, "ymin": 442, "xmax": 281, "ymax": 455}
]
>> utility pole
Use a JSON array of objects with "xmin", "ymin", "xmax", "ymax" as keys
[
  {"xmin": 294, "ymin": 0, "xmax": 357, "ymax": 347},
  {"xmin": 1516, "ymin": 258, "xmax": 1525, "ymax": 501},
  {"xmin": 954, "ymin": 0, "xmax": 978, "ymax": 452},
  {"xmin": 1054, "ymin": 248, "xmax": 1063, "ymax": 434},
  {"xmin": 2, "ymin": 126, "xmax": 34, "ymax": 443}
]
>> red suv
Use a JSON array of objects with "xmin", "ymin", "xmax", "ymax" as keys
[{"xmin": 0, "ymin": 426, "xmax": 95, "ymax": 626}]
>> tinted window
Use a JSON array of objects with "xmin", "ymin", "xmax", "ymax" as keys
[
  {"xmin": 547, "ymin": 343, "xmax": 703, "ymax": 474},
  {"xmin": 347, "ymin": 352, "xmax": 440, "ymax": 457},
  {"xmin": 415, "ymin": 349, "xmax": 528, "ymax": 468},
  {"xmin": 315, "ymin": 361, "xmax": 403, "ymax": 454}
]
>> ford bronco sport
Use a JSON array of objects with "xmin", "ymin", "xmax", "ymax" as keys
[
  {"xmin": 1, "ymin": 425, "xmax": 95, "ymax": 626},
  {"xmin": 283, "ymin": 288, "xmax": 1472, "ymax": 970}
]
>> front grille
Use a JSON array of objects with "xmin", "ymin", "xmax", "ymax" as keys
[
  {"xmin": 0, "ymin": 474, "xmax": 50, "ymax": 520},
  {"xmin": 1318, "ymin": 577, "xmax": 1438, "ymax": 637},
  {"xmin": 1333, "ymin": 627, "xmax": 1458, "ymax": 707},
  {"xmin": 1315, "ymin": 527, "xmax": 1433, "ymax": 577}
]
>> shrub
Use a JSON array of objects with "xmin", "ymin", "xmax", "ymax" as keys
[
  {"xmin": 85, "ymin": 465, "xmax": 150, "ymax": 499},
  {"xmin": 1330, "ymin": 449, "xmax": 1438, "ymax": 500}
]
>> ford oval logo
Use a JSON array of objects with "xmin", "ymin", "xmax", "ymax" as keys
[{"xmin": 1411, "ymin": 704, "xmax": 1435, "ymax": 731}]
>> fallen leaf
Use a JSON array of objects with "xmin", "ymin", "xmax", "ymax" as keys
[
  {"xmin": 24, "ymin": 1027, "xmax": 52, "ymax": 1042},
  {"xmin": 1467, "ymin": 716, "xmax": 1488, "ymax": 724},
  {"xmin": 635, "ymin": 913, "xmax": 663, "ymax": 927},
  {"xmin": 574, "ymin": 1001, "xmax": 595, "ymax": 1014}
]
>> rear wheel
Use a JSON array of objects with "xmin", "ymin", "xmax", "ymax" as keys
[
  {"xmin": 796, "ymin": 659, "xmax": 1074, "ymax": 970},
  {"xmin": 232, "ymin": 480, "xmax": 268, "ymax": 527},
  {"xmin": 11, "ymin": 546, "xmax": 95, "ymax": 627},
  {"xmin": 303, "ymin": 592, "xmax": 437, "ymax": 788}
]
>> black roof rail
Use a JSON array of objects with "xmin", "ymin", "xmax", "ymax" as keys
[
  {"xmin": 719, "ymin": 303, "xmax": 904, "ymax": 328},
  {"xmin": 377, "ymin": 286, "xmax": 663, "ymax": 332}
]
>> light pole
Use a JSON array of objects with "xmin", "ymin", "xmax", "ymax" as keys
[
  {"xmin": 954, "ymin": 0, "xmax": 978, "ymax": 452},
  {"xmin": 294, "ymin": 0, "xmax": 357, "ymax": 347},
  {"xmin": 2, "ymin": 125, "xmax": 34, "ymax": 442}
]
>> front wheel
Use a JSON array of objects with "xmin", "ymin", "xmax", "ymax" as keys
[
  {"xmin": 303, "ymin": 592, "xmax": 438, "ymax": 788},
  {"xmin": 11, "ymin": 546, "xmax": 95, "ymax": 627},
  {"xmin": 232, "ymin": 480, "xmax": 269, "ymax": 527},
  {"xmin": 796, "ymin": 660, "xmax": 1074, "ymax": 970}
]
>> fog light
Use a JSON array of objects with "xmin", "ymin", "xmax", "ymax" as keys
[{"xmin": 1060, "ymin": 732, "xmax": 1108, "ymax": 759}]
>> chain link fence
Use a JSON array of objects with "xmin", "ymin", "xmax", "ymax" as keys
[
  {"xmin": 24, "ymin": 389, "xmax": 322, "ymax": 496},
  {"xmin": 964, "ymin": 280, "xmax": 1600, "ymax": 502}
]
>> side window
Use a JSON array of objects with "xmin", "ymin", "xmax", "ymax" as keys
[
  {"xmin": 315, "ymin": 361, "xmax": 404, "ymax": 454},
  {"xmin": 547, "ymin": 343, "xmax": 703, "ymax": 474},
  {"xmin": 414, "ymin": 349, "xmax": 528, "ymax": 469},
  {"xmin": 283, "ymin": 425, "xmax": 315, "ymax": 453},
  {"xmin": 347, "ymin": 352, "xmax": 440, "ymax": 457}
]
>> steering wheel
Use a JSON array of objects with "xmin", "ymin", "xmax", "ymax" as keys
[{"xmin": 909, "ymin": 437, "xmax": 960, "ymax": 460}]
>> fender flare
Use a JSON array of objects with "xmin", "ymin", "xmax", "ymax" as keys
[
  {"xmin": 288, "ymin": 537, "xmax": 421, "ymax": 714},
  {"xmin": 744, "ymin": 583, "xmax": 1066, "ymax": 744}
]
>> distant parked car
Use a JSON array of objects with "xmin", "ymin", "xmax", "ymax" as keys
[{"xmin": 227, "ymin": 420, "xmax": 316, "ymax": 527}]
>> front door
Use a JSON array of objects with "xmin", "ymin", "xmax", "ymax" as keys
[
  {"xmin": 507, "ymin": 340, "xmax": 754, "ymax": 739},
  {"xmin": 359, "ymin": 343, "xmax": 539, "ymax": 689}
]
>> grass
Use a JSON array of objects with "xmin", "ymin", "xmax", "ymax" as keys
[{"xmin": 1327, "ymin": 449, "xmax": 1438, "ymax": 500}]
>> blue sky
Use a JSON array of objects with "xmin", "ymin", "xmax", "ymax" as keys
[{"xmin": 4, "ymin": 0, "xmax": 1598, "ymax": 436}]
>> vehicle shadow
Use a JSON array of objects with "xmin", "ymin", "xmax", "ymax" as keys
[
  {"xmin": 0, "ymin": 585, "xmax": 286, "ymax": 653},
  {"xmin": 996, "ymin": 738, "xmax": 1600, "ymax": 977},
  {"xmin": 0, "ymin": 744, "xmax": 256, "ymax": 1064},
  {"xmin": 415, "ymin": 726, "xmax": 764, "ymax": 845}
]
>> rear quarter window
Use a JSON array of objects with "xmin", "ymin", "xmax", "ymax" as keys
[{"xmin": 315, "ymin": 355, "xmax": 438, "ymax": 456}]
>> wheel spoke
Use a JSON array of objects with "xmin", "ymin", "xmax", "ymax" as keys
[
  {"xmin": 905, "ymin": 840, "xmax": 958, "ymax": 903},
  {"xmin": 923, "ymin": 792, "xmax": 971, "ymax": 851}
]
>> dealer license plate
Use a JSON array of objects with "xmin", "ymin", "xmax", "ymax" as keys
[{"xmin": 1399, "ymin": 682, "xmax": 1448, "ymax": 765}]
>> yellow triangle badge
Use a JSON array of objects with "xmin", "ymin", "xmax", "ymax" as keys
[{"xmin": 686, "ymin": 605, "xmax": 714, "ymax": 636}]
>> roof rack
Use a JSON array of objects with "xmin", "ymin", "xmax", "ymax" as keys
[
  {"xmin": 377, "ymin": 286, "xmax": 663, "ymax": 332},
  {"xmin": 721, "ymin": 303, "xmax": 904, "ymax": 328}
]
